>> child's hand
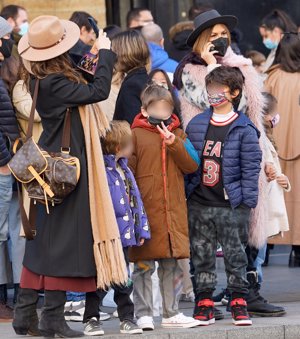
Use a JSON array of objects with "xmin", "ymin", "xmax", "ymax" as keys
[
  {"xmin": 157, "ymin": 122, "xmax": 175, "ymax": 145},
  {"xmin": 265, "ymin": 163, "xmax": 277, "ymax": 182},
  {"xmin": 140, "ymin": 238, "xmax": 145, "ymax": 246},
  {"xmin": 276, "ymin": 175, "xmax": 289, "ymax": 189}
]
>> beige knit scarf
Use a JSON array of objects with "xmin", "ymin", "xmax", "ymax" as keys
[{"xmin": 79, "ymin": 103, "xmax": 127, "ymax": 289}]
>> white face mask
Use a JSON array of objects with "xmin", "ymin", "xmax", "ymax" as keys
[{"xmin": 19, "ymin": 22, "xmax": 29, "ymax": 36}]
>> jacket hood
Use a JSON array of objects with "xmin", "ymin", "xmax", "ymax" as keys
[
  {"xmin": 148, "ymin": 43, "xmax": 170, "ymax": 69},
  {"xmin": 104, "ymin": 154, "xmax": 128, "ymax": 169},
  {"xmin": 132, "ymin": 113, "xmax": 181, "ymax": 132},
  {"xmin": 172, "ymin": 29, "xmax": 193, "ymax": 50},
  {"xmin": 169, "ymin": 21, "xmax": 194, "ymax": 41}
]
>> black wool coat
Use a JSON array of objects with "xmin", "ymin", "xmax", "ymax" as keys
[
  {"xmin": 113, "ymin": 67, "xmax": 149, "ymax": 125},
  {"xmin": 23, "ymin": 49, "xmax": 116, "ymax": 278}
]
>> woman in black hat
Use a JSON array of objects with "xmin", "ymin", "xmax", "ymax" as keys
[{"xmin": 173, "ymin": 9, "xmax": 286, "ymax": 319}]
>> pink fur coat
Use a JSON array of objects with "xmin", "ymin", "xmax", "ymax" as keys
[{"xmin": 179, "ymin": 47, "xmax": 268, "ymax": 248}]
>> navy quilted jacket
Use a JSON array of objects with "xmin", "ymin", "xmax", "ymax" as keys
[
  {"xmin": 185, "ymin": 108, "xmax": 262, "ymax": 209},
  {"xmin": 0, "ymin": 78, "xmax": 19, "ymax": 166}
]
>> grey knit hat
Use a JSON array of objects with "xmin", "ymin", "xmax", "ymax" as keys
[{"xmin": 0, "ymin": 16, "xmax": 12, "ymax": 39}]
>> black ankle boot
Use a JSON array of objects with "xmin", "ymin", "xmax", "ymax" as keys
[
  {"xmin": 39, "ymin": 290, "xmax": 83, "ymax": 338},
  {"xmin": 13, "ymin": 284, "xmax": 19, "ymax": 304},
  {"xmin": 289, "ymin": 246, "xmax": 300, "ymax": 267},
  {"xmin": 0, "ymin": 284, "xmax": 8, "ymax": 304},
  {"xmin": 13, "ymin": 288, "xmax": 41, "ymax": 336},
  {"xmin": 246, "ymin": 271, "xmax": 286, "ymax": 317}
]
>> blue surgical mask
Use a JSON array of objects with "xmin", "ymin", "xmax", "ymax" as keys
[
  {"xmin": 19, "ymin": 22, "xmax": 29, "ymax": 36},
  {"xmin": 263, "ymin": 38, "xmax": 278, "ymax": 50}
]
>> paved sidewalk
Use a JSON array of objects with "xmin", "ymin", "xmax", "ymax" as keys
[
  {"xmin": 1, "ymin": 301, "xmax": 300, "ymax": 339},
  {"xmin": 1, "ymin": 245, "xmax": 299, "ymax": 338}
]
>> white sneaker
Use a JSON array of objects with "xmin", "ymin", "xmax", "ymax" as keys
[
  {"xmin": 100, "ymin": 312, "xmax": 111, "ymax": 321},
  {"xmin": 113, "ymin": 310, "xmax": 118, "ymax": 318},
  {"xmin": 161, "ymin": 313, "xmax": 201, "ymax": 328},
  {"xmin": 137, "ymin": 316, "xmax": 155, "ymax": 330}
]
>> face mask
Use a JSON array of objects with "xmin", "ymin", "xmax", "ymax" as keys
[
  {"xmin": 148, "ymin": 116, "xmax": 172, "ymax": 127},
  {"xmin": 270, "ymin": 113, "xmax": 280, "ymax": 128},
  {"xmin": 263, "ymin": 38, "xmax": 278, "ymax": 50},
  {"xmin": 207, "ymin": 92, "xmax": 228, "ymax": 106},
  {"xmin": 211, "ymin": 37, "xmax": 229, "ymax": 57},
  {"xmin": 19, "ymin": 22, "xmax": 29, "ymax": 36},
  {"xmin": 0, "ymin": 38, "xmax": 14, "ymax": 58}
]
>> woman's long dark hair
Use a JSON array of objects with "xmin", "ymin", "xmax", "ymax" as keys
[
  {"xmin": 261, "ymin": 9, "xmax": 297, "ymax": 32},
  {"xmin": 148, "ymin": 69, "xmax": 183, "ymax": 126},
  {"xmin": 273, "ymin": 33, "xmax": 300, "ymax": 73}
]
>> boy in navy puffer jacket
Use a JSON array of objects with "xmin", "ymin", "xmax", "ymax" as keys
[{"xmin": 186, "ymin": 66, "xmax": 262, "ymax": 327}]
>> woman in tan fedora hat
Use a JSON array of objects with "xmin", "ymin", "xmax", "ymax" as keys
[{"xmin": 12, "ymin": 15, "xmax": 118, "ymax": 338}]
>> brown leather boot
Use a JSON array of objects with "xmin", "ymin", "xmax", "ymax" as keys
[{"xmin": 0, "ymin": 303, "xmax": 13, "ymax": 322}]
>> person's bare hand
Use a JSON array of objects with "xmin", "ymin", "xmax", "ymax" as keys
[
  {"xmin": 265, "ymin": 162, "xmax": 277, "ymax": 182},
  {"xmin": 276, "ymin": 175, "xmax": 289, "ymax": 189},
  {"xmin": 140, "ymin": 238, "xmax": 145, "ymax": 246},
  {"xmin": 95, "ymin": 29, "xmax": 111, "ymax": 51},
  {"xmin": 0, "ymin": 165, "xmax": 11, "ymax": 175},
  {"xmin": 157, "ymin": 122, "xmax": 175, "ymax": 145},
  {"xmin": 201, "ymin": 41, "xmax": 218, "ymax": 65}
]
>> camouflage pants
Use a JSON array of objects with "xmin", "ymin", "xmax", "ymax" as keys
[{"xmin": 188, "ymin": 199, "xmax": 250, "ymax": 299}]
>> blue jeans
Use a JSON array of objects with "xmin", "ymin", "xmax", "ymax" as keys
[
  {"xmin": 66, "ymin": 291, "xmax": 86, "ymax": 302},
  {"xmin": 254, "ymin": 243, "xmax": 267, "ymax": 283},
  {"xmin": 0, "ymin": 174, "xmax": 25, "ymax": 284}
]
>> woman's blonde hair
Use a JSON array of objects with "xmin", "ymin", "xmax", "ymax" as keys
[
  {"xmin": 192, "ymin": 24, "xmax": 231, "ymax": 56},
  {"xmin": 112, "ymin": 30, "xmax": 151, "ymax": 76},
  {"xmin": 102, "ymin": 121, "xmax": 132, "ymax": 155}
]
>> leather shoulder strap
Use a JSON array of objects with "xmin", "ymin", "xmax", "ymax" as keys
[
  {"xmin": 26, "ymin": 79, "xmax": 40, "ymax": 141},
  {"xmin": 61, "ymin": 108, "xmax": 72, "ymax": 152}
]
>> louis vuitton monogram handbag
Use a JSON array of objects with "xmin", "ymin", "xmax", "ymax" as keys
[{"xmin": 8, "ymin": 79, "xmax": 80, "ymax": 239}]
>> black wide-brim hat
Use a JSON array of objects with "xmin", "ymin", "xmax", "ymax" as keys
[{"xmin": 187, "ymin": 9, "xmax": 238, "ymax": 47}]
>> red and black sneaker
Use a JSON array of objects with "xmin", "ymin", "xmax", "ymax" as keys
[
  {"xmin": 193, "ymin": 299, "xmax": 215, "ymax": 325},
  {"xmin": 231, "ymin": 298, "xmax": 252, "ymax": 326}
]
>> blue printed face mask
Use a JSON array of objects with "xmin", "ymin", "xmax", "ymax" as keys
[
  {"xmin": 19, "ymin": 22, "xmax": 29, "ymax": 36},
  {"xmin": 263, "ymin": 38, "xmax": 278, "ymax": 50}
]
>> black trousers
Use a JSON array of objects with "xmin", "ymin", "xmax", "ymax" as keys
[
  {"xmin": 188, "ymin": 200, "xmax": 251, "ymax": 301},
  {"xmin": 83, "ymin": 248, "xmax": 134, "ymax": 323}
]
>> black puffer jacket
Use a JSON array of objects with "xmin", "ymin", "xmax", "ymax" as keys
[{"xmin": 0, "ymin": 78, "xmax": 20, "ymax": 166}]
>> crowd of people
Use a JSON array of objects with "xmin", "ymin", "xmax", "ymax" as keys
[{"xmin": 0, "ymin": 2, "xmax": 299, "ymax": 338}]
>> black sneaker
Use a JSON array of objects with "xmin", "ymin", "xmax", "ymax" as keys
[
  {"xmin": 212, "ymin": 288, "xmax": 230, "ymax": 306},
  {"xmin": 193, "ymin": 299, "xmax": 215, "ymax": 326},
  {"xmin": 84, "ymin": 317, "xmax": 104, "ymax": 336},
  {"xmin": 213, "ymin": 307, "xmax": 224, "ymax": 320},
  {"xmin": 120, "ymin": 320, "xmax": 143, "ymax": 334},
  {"xmin": 231, "ymin": 298, "xmax": 252, "ymax": 326}
]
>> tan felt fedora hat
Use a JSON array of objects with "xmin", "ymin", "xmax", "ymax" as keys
[{"xmin": 18, "ymin": 15, "xmax": 80, "ymax": 62}]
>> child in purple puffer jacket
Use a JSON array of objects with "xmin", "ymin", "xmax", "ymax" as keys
[{"xmin": 101, "ymin": 120, "xmax": 150, "ymax": 334}]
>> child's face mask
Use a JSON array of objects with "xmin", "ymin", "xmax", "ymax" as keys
[
  {"xmin": 144, "ymin": 100, "xmax": 173, "ymax": 125},
  {"xmin": 207, "ymin": 91, "xmax": 229, "ymax": 107},
  {"xmin": 148, "ymin": 116, "xmax": 172, "ymax": 127}
]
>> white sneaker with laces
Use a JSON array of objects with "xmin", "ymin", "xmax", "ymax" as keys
[
  {"xmin": 137, "ymin": 316, "xmax": 155, "ymax": 330},
  {"xmin": 161, "ymin": 313, "xmax": 201, "ymax": 328}
]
